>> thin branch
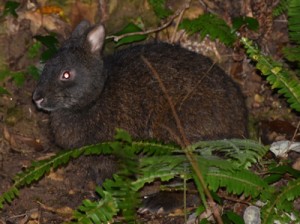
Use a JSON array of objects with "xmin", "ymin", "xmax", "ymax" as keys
[
  {"xmin": 106, "ymin": 18, "xmax": 174, "ymax": 42},
  {"xmin": 170, "ymin": 0, "xmax": 191, "ymax": 43},
  {"xmin": 98, "ymin": 0, "xmax": 109, "ymax": 23},
  {"xmin": 292, "ymin": 120, "xmax": 300, "ymax": 142},
  {"xmin": 106, "ymin": 3, "xmax": 187, "ymax": 42},
  {"xmin": 141, "ymin": 57, "xmax": 189, "ymax": 147},
  {"xmin": 141, "ymin": 56, "xmax": 223, "ymax": 224},
  {"xmin": 179, "ymin": 62, "xmax": 215, "ymax": 109}
]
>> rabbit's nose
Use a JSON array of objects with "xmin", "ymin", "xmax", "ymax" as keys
[
  {"xmin": 32, "ymin": 91, "xmax": 44, "ymax": 109},
  {"xmin": 34, "ymin": 97, "xmax": 44, "ymax": 109}
]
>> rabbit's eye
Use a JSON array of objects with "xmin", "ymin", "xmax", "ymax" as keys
[{"xmin": 61, "ymin": 71, "xmax": 71, "ymax": 80}]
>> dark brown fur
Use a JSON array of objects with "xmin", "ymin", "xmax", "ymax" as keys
[
  {"xmin": 48, "ymin": 43, "xmax": 247, "ymax": 149},
  {"xmin": 33, "ymin": 22, "xmax": 247, "ymax": 198}
]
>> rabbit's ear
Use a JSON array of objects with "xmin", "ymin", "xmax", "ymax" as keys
[
  {"xmin": 86, "ymin": 24, "xmax": 106, "ymax": 54},
  {"xmin": 72, "ymin": 20, "xmax": 91, "ymax": 38}
]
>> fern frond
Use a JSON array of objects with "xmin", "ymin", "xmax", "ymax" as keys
[
  {"xmin": 273, "ymin": 0, "xmax": 291, "ymax": 16},
  {"xmin": 137, "ymin": 153, "xmax": 269, "ymax": 199},
  {"xmin": 133, "ymin": 155, "xmax": 187, "ymax": 191},
  {"xmin": 288, "ymin": 0, "xmax": 300, "ymax": 45},
  {"xmin": 262, "ymin": 178, "xmax": 300, "ymax": 224},
  {"xmin": 283, "ymin": 0, "xmax": 300, "ymax": 63},
  {"xmin": 206, "ymin": 169, "xmax": 270, "ymax": 198},
  {"xmin": 264, "ymin": 164, "xmax": 300, "ymax": 184},
  {"xmin": 242, "ymin": 37, "xmax": 300, "ymax": 112},
  {"xmin": 0, "ymin": 187, "xmax": 19, "ymax": 208},
  {"xmin": 0, "ymin": 130, "xmax": 271, "ymax": 223},
  {"xmin": 73, "ymin": 190, "xmax": 118, "ymax": 223},
  {"xmin": 192, "ymin": 139, "xmax": 268, "ymax": 168},
  {"xmin": 74, "ymin": 173, "xmax": 140, "ymax": 223},
  {"xmin": 283, "ymin": 46, "xmax": 300, "ymax": 62},
  {"xmin": 0, "ymin": 142, "xmax": 177, "ymax": 209},
  {"xmin": 180, "ymin": 13, "xmax": 236, "ymax": 46},
  {"xmin": 101, "ymin": 175, "xmax": 139, "ymax": 222},
  {"xmin": 132, "ymin": 140, "xmax": 179, "ymax": 155},
  {"xmin": 0, "ymin": 142, "xmax": 115, "ymax": 209},
  {"xmin": 111, "ymin": 136, "xmax": 140, "ymax": 221}
]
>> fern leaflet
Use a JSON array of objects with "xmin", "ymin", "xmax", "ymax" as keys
[
  {"xmin": 242, "ymin": 37, "xmax": 300, "ymax": 112},
  {"xmin": 273, "ymin": 0, "xmax": 291, "ymax": 16},
  {"xmin": 262, "ymin": 178, "xmax": 300, "ymax": 224},
  {"xmin": 180, "ymin": 13, "xmax": 236, "ymax": 46}
]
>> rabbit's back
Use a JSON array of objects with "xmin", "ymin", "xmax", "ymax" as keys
[{"xmin": 104, "ymin": 43, "xmax": 247, "ymax": 141}]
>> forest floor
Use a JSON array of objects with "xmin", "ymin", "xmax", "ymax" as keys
[{"xmin": 1, "ymin": 0, "xmax": 300, "ymax": 223}]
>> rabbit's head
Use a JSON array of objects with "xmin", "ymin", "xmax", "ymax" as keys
[{"xmin": 33, "ymin": 21, "xmax": 107, "ymax": 111}]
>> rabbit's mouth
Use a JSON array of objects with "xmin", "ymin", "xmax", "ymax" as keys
[
  {"xmin": 32, "ymin": 92, "xmax": 57, "ymax": 112},
  {"xmin": 33, "ymin": 97, "xmax": 56, "ymax": 112}
]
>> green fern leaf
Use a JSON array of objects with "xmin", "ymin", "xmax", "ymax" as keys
[
  {"xmin": 180, "ymin": 13, "xmax": 236, "ymax": 46},
  {"xmin": 192, "ymin": 139, "xmax": 267, "ymax": 168},
  {"xmin": 3, "ymin": 1, "xmax": 20, "ymax": 17},
  {"xmin": 206, "ymin": 168, "xmax": 269, "ymax": 198},
  {"xmin": 0, "ymin": 142, "xmax": 116, "ymax": 208},
  {"xmin": 113, "ymin": 23, "xmax": 147, "ymax": 47},
  {"xmin": 73, "ymin": 190, "xmax": 118, "ymax": 223},
  {"xmin": 273, "ymin": 0, "xmax": 291, "ymax": 16},
  {"xmin": 262, "ymin": 178, "xmax": 300, "ymax": 224},
  {"xmin": 264, "ymin": 165, "xmax": 300, "ymax": 184},
  {"xmin": 282, "ymin": 0, "xmax": 300, "ymax": 63},
  {"xmin": 133, "ymin": 140, "xmax": 179, "ymax": 155},
  {"xmin": 0, "ymin": 132, "xmax": 271, "ymax": 222},
  {"xmin": 288, "ymin": 0, "xmax": 300, "ymax": 45},
  {"xmin": 232, "ymin": 16, "xmax": 259, "ymax": 32},
  {"xmin": 242, "ymin": 37, "xmax": 300, "ymax": 112}
]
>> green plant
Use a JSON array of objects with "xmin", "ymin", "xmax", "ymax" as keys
[
  {"xmin": 179, "ymin": 7, "xmax": 300, "ymax": 112},
  {"xmin": 34, "ymin": 34, "xmax": 59, "ymax": 62},
  {"xmin": 0, "ymin": 2, "xmax": 59, "ymax": 94},
  {"xmin": 1, "ymin": 1, "xmax": 20, "ymax": 18},
  {"xmin": 282, "ymin": 0, "xmax": 300, "ymax": 64},
  {"xmin": 2, "ymin": 130, "xmax": 300, "ymax": 223},
  {"xmin": 148, "ymin": 0, "xmax": 172, "ymax": 19},
  {"xmin": 112, "ymin": 23, "xmax": 147, "ymax": 47},
  {"xmin": 180, "ymin": 13, "xmax": 236, "ymax": 46},
  {"xmin": 180, "ymin": 14, "xmax": 258, "ymax": 47},
  {"xmin": 262, "ymin": 178, "xmax": 300, "ymax": 224},
  {"xmin": 242, "ymin": 37, "xmax": 300, "ymax": 112},
  {"xmin": 0, "ymin": 69, "xmax": 25, "ymax": 95},
  {"xmin": 0, "ymin": 129, "xmax": 278, "ymax": 223},
  {"xmin": 0, "ymin": 33, "xmax": 58, "ymax": 95},
  {"xmin": 273, "ymin": 0, "xmax": 291, "ymax": 16}
]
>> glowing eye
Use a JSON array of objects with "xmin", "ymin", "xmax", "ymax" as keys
[{"xmin": 61, "ymin": 71, "xmax": 71, "ymax": 80}]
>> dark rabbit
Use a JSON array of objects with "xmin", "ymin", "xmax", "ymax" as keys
[
  {"xmin": 33, "ymin": 21, "xmax": 247, "ymax": 150},
  {"xmin": 32, "ymin": 21, "xmax": 248, "ymax": 213}
]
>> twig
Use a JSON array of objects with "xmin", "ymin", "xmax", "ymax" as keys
[
  {"xmin": 99, "ymin": 0, "xmax": 109, "ymax": 23},
  {"xmin": 291, "ymin": 120, "xmax": 300, "ymax": 142},
  {"xmin": 179, "ymin": 62, "xmax": 216, "ymax": 109},
  {"xmin": 106, "ymin": 18, "xmax": 174, "ymax": 42},
  {"xmin": 141, "ymin": 56, "xmax": 189, "ymax": 146},
  {"xmin": 106, "ymin": 3, "xmax": 187, "ymax": 42},
  {"xmin": 160, "ymin": 124, "xmax": 183, "ymax": 146},
  {"xmin": 286, "ymin": 120, "xmax": 300, "ymax": 152},
  {"xmin": 141, "ymin": 56, "xmax": 224, "ymax": 224},
  {"xmin": 170, "ymin": 0, "xmax": 191, "ymax": 43}
]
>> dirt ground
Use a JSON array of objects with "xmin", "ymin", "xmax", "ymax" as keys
[{"xmin": 1, "ymin": 0, "xmax": 300, "ymax": 223}]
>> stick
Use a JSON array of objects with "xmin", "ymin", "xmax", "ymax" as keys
[{"xmin": 141, "ymin": 56, "xmax": 224, "ymax": 224}]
